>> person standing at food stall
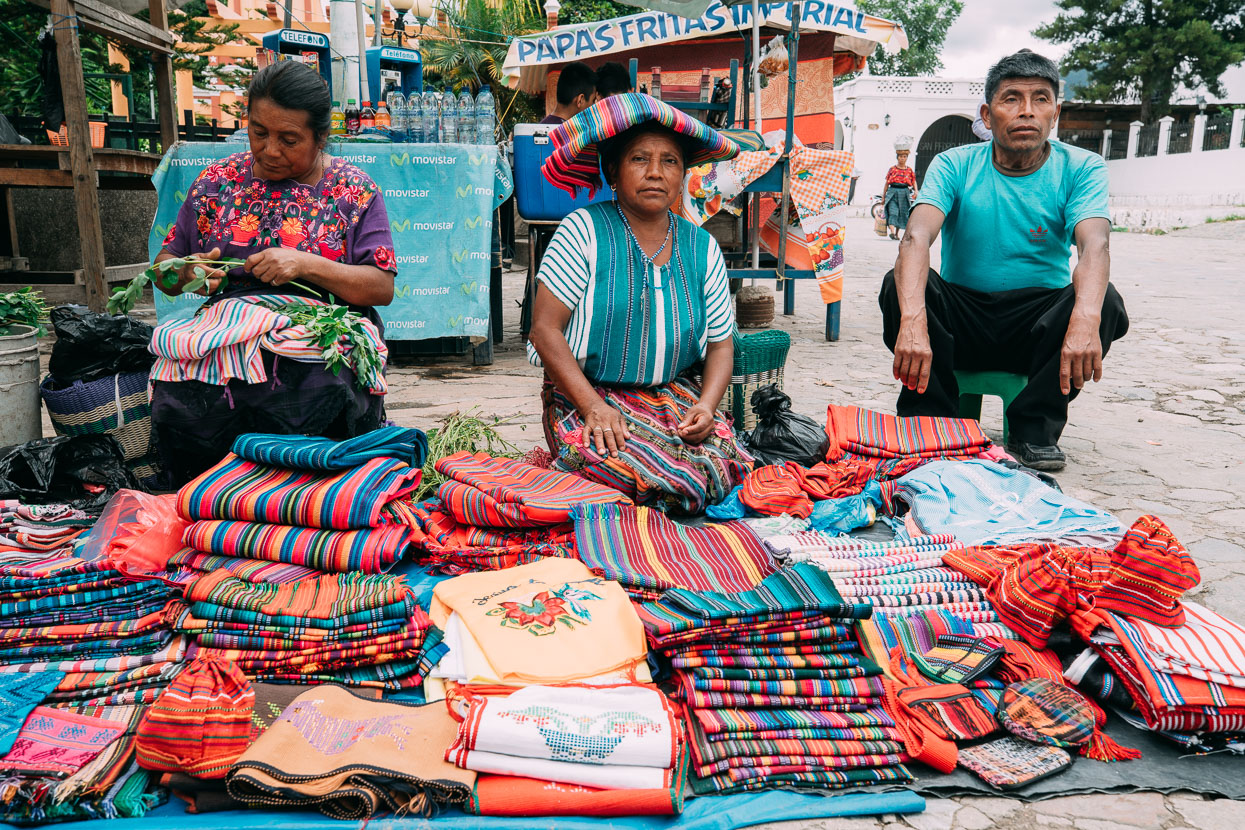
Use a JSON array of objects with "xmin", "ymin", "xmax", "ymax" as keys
[
  {"xmin": 527, "ymin": 94, "xmax": 752, "ymax": 514},
  {"xmin": 540, "ymin": 62, "xmax": 599, "ymax": 124},
  {"xmin": 148, "ymin": 60, "xmax": 398, "ymax": 485}
]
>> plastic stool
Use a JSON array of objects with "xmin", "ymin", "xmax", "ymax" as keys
[{"xmin": 954, "ymin": 370, "xmax": 1027, "ymax": 443}]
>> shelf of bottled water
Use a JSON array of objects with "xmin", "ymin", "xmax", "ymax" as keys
[{"xmin": 381, "ymin": 86, "xmax": 496, "ymax": 145}]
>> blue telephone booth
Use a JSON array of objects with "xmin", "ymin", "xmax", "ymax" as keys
[
  {"xmin": 365, "ymin": 46, "xmax": 423, "ymax": 104},
  {"xmin": 260, "ymin": 29, "xmax": 332, "ymax": 98}
]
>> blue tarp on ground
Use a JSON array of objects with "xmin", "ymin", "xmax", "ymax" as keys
[{"xmin": 0, "ymin": 790, "xmax": 924, "ymax": 830}]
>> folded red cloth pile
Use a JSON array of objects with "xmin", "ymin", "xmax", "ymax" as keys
[
  {"xmin": 825, "ymin": 405, "xmax": 997, "ymax": 481},
  {"xmin": 944, "ymin": 515, "xmax": 1200, "ymax": 648},
  {"xmin": 412, "ymin": 452, "xmax": 630, "ymax": 574},
  {"xmin": 738, "ymin": 461, "xmax": 878, "ymax": 518},
  {"xmin": 636, "ymin": 564, "xmax": 913, "ymax": 794}
]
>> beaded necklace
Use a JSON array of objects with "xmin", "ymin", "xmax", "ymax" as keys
[{"xmin": 615, "ymin": 201, "xmax": 674, "ymax": 289}]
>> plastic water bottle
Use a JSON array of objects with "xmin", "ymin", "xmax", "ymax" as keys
[
  {"xmin": 475, "ymin": 85, "xmax": 495, "ymax": 145},
  {"xmin": 457, "ymin": 89, "xmax": 475, "ymax": 146},
  {"xmin": 386, "ymin": 91, "xmax": 405, "ymax": 141},
  {"xmin": 404, "ymin": 93, "xmax": 421, "ymax": 142},
  {"xmin": 422, "ymin": 91, "xmax": 438, "ymax": 143},
  {"xmin": 442, "ymin": 92, "xmax": 458, "ymax": 143}
]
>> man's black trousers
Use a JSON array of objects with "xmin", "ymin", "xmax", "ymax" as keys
[{"xmin": 878, "ymin": 269, "xmax": 1129, "ymax": 446}]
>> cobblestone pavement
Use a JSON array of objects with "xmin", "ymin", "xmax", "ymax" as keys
[{"xmin": 383, "ymin": 217, "xmax": 1245, "ymax": 827}]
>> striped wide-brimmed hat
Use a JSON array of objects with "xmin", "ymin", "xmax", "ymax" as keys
[{"xmin": 541, "ymin": 93, "xmax": 740, "ymax": 197}]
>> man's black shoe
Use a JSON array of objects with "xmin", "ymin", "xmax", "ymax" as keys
[{"xmin": 1006, "ymin": 442, "xmax": 1066, "ymax": 472}]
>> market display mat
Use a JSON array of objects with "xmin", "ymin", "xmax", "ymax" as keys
[
  {"xmin": 0, "ymin": 790, "xmax": 924, "ymax": 830},
  {"xmin": 901, "ymin": 712, "xmax": 1245, "ymax": 801}
]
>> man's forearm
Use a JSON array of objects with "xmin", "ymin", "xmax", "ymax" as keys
[
  {"xmin": 894, "ymin": 234, "xmax": 931, "ymax": 320},
  {"xmin": 1070, "ymin": 240, "xmax": 1110, "ymax": 319}
]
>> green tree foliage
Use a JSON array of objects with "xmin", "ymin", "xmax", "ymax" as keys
[
  {"xmin": 559, "ymin": 0, "xmax": 635, "ymax": 26},
  {"xmin": 421, "ymin": 0, "xmax": 545, "ymax": 135},
  {"xmin": 853, "ymin": 0, "xmax": 965, "ymax": 76},
  {"xmin": 0, "ymin": 5, "xmax": 113, "ymax": 118},
  {"xmin": 1034, "ymin": 0, "xmax": 1245, "ymax": 122}
]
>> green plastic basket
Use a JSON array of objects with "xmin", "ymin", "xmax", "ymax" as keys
[{"xmin": 724, "ymin": 329, "xmax": 791, "ymax": 430}]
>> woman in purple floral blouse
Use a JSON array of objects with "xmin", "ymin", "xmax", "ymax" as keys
[{"xmin": 150, "ymin": 60, "xmax": 400, "ymax": 485}]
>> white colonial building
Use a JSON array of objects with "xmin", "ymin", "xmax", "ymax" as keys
[{"xmin": 833, "ymin": 75, "xmax": 986, "ymax": 205}]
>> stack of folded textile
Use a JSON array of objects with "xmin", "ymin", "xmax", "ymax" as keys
[
  {"xmin": 450, "ymin": 684, "xmax": 687, "ymax": 817},
  {"xmin": 0, "ymin": 702, "xmax": 160, "ymax": 822},
  {"xmin": 0, "ymin": 547, "xmax": 182, "ymax": 706},
  {"xmin": 0, "ymin": 502, "xmax": 96, "ymax": 551},
  {"xmin": 574, "ymin": 503, "xmax": 776, "ymax": 600},
  {"xmin": 1080, "ymin": 601, "xmax": 1245, "ymax": 734},
  {"xmin": 170, "ymin": 569, "xmax": 445, "ymax": 690},
  {"xmin": 768, "ymin": 533, "xmax": 992, "ymax": 618},
  {"xmin": 176, "ymin": 427, "xmax": 427, "ymax": 575},
  {"xmin": 637, "ymin": 563, "xmax": 914, "ymax": 794},
  {"xmin": 412, "ymin": 452, "xmax": 630, "ymax": 574},
  {"xmin": 429, "ymin": 557, "xmax": 649, "ymax": 690},
  {"xmin": 825, "ymin": 406, "xmax": 1000, "ymax": 483}
]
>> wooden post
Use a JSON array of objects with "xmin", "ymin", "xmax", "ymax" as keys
[
  {"xmin": 50, "ymin": 0, "xmax": 109, "ymax": 312},
  {"xmin": 149, "ymin": 0, "xmax": 177, "ymax": 151}
]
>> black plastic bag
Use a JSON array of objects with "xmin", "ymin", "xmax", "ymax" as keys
[
  {"xmin": 741, "ymin": 385, "xmax": 831, "ymax": 468},
  {"xmin": 0, "ymin": 434, "xmax": 142, "ymax": 512},
  {"xmin": 46, "ymin": 305, "xmax": 155, "ymax": 387}
]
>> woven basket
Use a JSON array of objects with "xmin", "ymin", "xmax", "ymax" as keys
[
  {"xmin": 40, "ymin": 371, "xmax": 164, "ymax": 487},
  {"xmin": 723, "ymin": 329, "xmax": 791, "ymax": 430}
]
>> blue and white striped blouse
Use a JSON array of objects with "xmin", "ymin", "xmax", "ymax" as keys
[{"xmin": 527, "ymin": 202, "xmax": 735, "ymax": 387}]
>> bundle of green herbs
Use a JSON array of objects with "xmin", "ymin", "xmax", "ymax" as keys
[
  {"xmin": 415, "ymin": 410, "xmax": 522, "ymax": 501},
  {"xmin": 106, "ymin": 256, "xmax": 245, "ymax": 315},
  {"xmin": 262, "ymin": 301, "xmax": 383, "ymax": 390},
  {"xmin": 0, "ymin": 288, "xmax": 49, "ymax": 336}
]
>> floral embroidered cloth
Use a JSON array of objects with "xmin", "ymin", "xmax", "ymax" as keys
[
  {"xmin": 430, "ymin": 558, "xmax": 648, "ymax": 686},
  {"xmin": 162, "ymin": 151, "xmax": 395, "ymax": 278},
  {"xmin": 0, "ymin": 706, "xmax": 126, "ymax": 777}
]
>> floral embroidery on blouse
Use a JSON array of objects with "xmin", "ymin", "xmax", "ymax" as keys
[{"xmin": 168, "ymin": 151, "xmax": 396, "ymax": 275}]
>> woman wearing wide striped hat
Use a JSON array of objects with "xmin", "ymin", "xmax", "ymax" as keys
[{"xmin": 526, "ymin": 94, "xmax": 752, "ymax": 515}]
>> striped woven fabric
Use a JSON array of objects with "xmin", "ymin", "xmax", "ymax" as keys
[
  {"xmin": 543, "ymin": 378, "xmax": 752, "ymax": 515},
  {"xmin": 693, "ymin": 750, "xmax": 908, "ymax": 778},
  {"xmin": 435, "ymin": 451, "xmax": 630, "ymax": 528},
  {"xmin": 573, "ymin": 502, "xmax": 774, "ymax": 593},
  {"xmin": 182, "ymin": 519, "xmax": 410, "ymax": 574},
  {"xmin": 134, "ymin": 654, "xmax": 254, "ymax": 779},
  {"xmin": 687, "ymin": 675, "xmax": 884, "ymax": 698},
  {"xmin": 150, "ymin": 294, "xmax": 388, "ymax": 395},
  {"xmin": 170, "ymin": 603, "xmax": 408, "ymax": 644},
  {"xmin": 672, "ymin": 652, "xmax": 862, "ymax": 671},
  {"xmin": 692, "ymin": 765, "xmax": 913, "ymax": 795},
  {"xmin": 738, "ymin": 463, "xmax": 814, "ymax": 518},
  {"xmin": 702, "ymin": 727, "xmax": 902, "ymax": 745},
  {"xmin": 231, "ymin": 426, "xmax": 427, "ymax": 471},
  {"xmin": 542, "ymin": 93, "xmax": 740, "ymax": 197},
  {"xmin": 166, "ymin": 549, "xmax": 318, "ymax": 585},
  {"xmin": 945, "ymin": 515, "xmax": 1200, "ymax": 648},
  {"xmin": 409, "ymin": 499, "xmax": 576, "ymax": 574},
  {"xmin": 183, "ymin": 570, "xmax": 414, "ymax": 624},
  {"xmin": 678, "ymin": 688, "xmax": 879, "ymax": 710},
  {"xmin": 825, "ymin": 405, "xmax": 991, "ymax": 462},
  {"xmin": 692, "ymin": 707, "xmax": 895, "ymax": 735},
  {"xmin": 654, "ymin": 563, "xmax": 868, "ymax": 622},
  {"xmin": 177, "ymin": 454, "xmax": 421, "ymax": 529}
]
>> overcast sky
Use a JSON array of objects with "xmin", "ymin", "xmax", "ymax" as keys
[{"xmin": 937, "ymin": 0, "xmax": 1245, "ymax": 102}]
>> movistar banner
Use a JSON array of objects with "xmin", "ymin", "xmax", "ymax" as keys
[{"xmin": 148, "ymin": 142, "xmax": 501, "ymax": 341}]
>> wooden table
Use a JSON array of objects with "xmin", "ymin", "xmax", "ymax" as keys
[{"xmin": 0, "ymin": 145, "xmax": 160, "ymax": 304}]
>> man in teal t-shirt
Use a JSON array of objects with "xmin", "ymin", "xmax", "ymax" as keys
[{"xmin": 879, "ymin": 50, "xmax": 1129, "ymax": 472}]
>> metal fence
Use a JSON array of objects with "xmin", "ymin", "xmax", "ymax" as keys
[
  {"xmin": 11, "ymin": 111, "xmax": 234, "ymax": 155},
  {"xmin": 1135, "ymin": 122, "xmax": 1160, "ymax": 157},
  {"xmin": 1058, "ymin": 129, "xmax": 1104, "ymax": 155},
  {"xmin": 1166, "ymin": 119, "xmax": 1193, "ymax": 154},
  {"xmin": 1107, "ymin": 132, "xmax": 1128, "ymax": 160},
  {"xmin": 1203, "ymin": 112, "xmax": 1234, "ymax": 151}
]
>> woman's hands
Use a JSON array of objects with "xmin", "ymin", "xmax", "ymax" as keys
[
  {"xmin": 163, "ymin": 246, "xmax": 228, "ymax": 296},
  {"xmin": 677, "ymin": 402, "xmax": 716, "ymax": 445},
  {"xmin": 582, "ymin": 399, "xmax": 630, "ymax": 457},
  {"xmin": 244, "ymin": 247, "xmax": 317, "ymax": 287}
]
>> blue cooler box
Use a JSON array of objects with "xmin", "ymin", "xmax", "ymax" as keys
[{"xmin": 513, "ymin": 122, "xmax": 613, "ymax": 222}]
